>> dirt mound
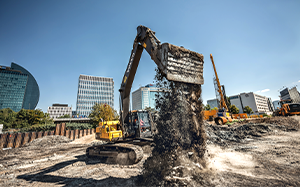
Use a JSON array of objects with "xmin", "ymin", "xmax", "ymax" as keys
[
  {"xmin": 236, "ymin": 116, "xmax": 300, "ymax": 130},
  {"xmin": 206, "ymin": 117, "xmax": 300, "ymax": 147},
  {"xmin": 25, "ymin": 135, "xmax": 72, "ymax": 147}
]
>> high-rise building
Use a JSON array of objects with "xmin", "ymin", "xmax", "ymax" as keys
[
  {"xmin": 0, "ymin": 63, "xmax": 39, "ymax": 112},
  {"xmin": 229, "ymin": 92, "xmax": 272, "ymax": 114},
  {"xmin": 76, "ymin": 75, "xmax": 114, "ymax": 116},
  {"xmin": 280, "ymin": 87, "xmax": 300, "ymax": 103},
  {"xmin": 47, "ymin": 104, "xmax": 72, "ymax": 119},
  {"xmin": 132, "ymin": 84, "xmax": 161, "ymax": 110}
]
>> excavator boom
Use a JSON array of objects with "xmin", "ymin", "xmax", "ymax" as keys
[{"xmin": 120, "ymin": 25, "xmax": 204, "ymax": 135}]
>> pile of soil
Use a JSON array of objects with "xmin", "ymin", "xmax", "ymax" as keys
[
  {"xmin": 24, "ymin": 135, "xmax": 72, "ymax": 148},
  {"xmin": 237, "ymin": 116, "xmax": 300, "ymax": 130},
  {"xmin": 139, "ymin": 69, "xmax": 208, "ymax": 186},
  {"xmin": 206, "ymin": 116, "xmax": 300, "ymax": 147}
]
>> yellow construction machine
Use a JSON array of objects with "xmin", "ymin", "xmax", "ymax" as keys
[
  {"xmin": 209, "ymin": 54, "xmax": 232, "ymax": 125},
  {"xmin": 275, "ymin": 99, "xmax": 300, "ymax": 116},
  {"xmin": 86, "ymin": 25, "xmax": 204, "ymax": 164}
]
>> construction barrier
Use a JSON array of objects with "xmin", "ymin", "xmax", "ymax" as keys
[
  {"xmin": 60, "ymin": 123, "xmax": 66, "ymax": 136},
  {"xmin": 66, "ymin": 130, "xmax": 70, "ymax": 139},
  {"xmin": 232, "ymin": 113, "xmax": 248, "ymax": 119},
  {"xmin": 70, "ymin": 130, "xmax": 75, "ymax": 140},
  {"xmin": 203, "ymin": 110, "xmax": 218, "ymax": 121},
  {"xmin": 21, "ymin": 133, "xmax": 30, "ymax": 146},
  {"xmin": 0, "ymin": 124, "xmax": 95, "ymax": 149},
  {"xmin": 80, "ymin": 130, "xmax": 84, "ymax": 138},
  {"xmin": 75, "ymin": 129, "xmax": 79, "ymax": 139},
  {"xmin": 14, "ymin": 133, "xmax": 23, "ymax": 148},
  {"xmin": 0, "ymin": 134, "xmax": 8, "ymax": 149}
]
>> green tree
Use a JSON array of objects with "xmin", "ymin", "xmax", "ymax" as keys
[
  {"xmin": 0, "ymin": 108, "xmax": 17, "ymax": 129},
  {"xmin": 204, "ymin": 104, "xmax": 211, "ymax": 111},
  {"xmin": 0, "ymin": 108, "xmax": 53, "ymax": 130},
  {"xmin": 58, "ymin": 114, "xmax": 71, "ymax": 118},
  {"xmin": 243, "ymin": 106, "xmax": 253, "ymax": 115},
  {"xmin": 89, "ymin": 103, "xmax": 119, "ymax": 125},
  {"xmin": 230, "ymin": 104, "xmax": 239, "ymax": 114},
  {"xmin": 212, "ymin": 107, "xmax": 218, "ymax": 110}
]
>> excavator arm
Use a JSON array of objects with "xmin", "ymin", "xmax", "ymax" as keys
[
  {"xmin": 119, "ymin": 25, "xmax": 204, "ymax": 137},
  {"xmin": 87, "ymin": 25, "xmax": 204, "ymax": 164}
]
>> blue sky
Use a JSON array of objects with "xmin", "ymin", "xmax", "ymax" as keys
[{"xmin": 1, "ymin": 0, "xmax": 299, "ymax": 112}]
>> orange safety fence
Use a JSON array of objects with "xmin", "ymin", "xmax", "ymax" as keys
[{"xmin": 232, "ymin": 113, "xmax": 248, "ymax": 119}]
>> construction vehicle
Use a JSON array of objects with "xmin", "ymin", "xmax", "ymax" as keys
[
  {"xmin": 209, "ymin": 54, "xmax": 232, "ymax": 125},
  {"xmin": 275, "ymin": 99, "xmax": 300, "ymax": 116},
  {"xmin": 86, "ymin": 25, "xmax": 204, "ymax": 164}
]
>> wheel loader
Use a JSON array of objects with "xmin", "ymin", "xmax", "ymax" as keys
[
  {"xmin": 275, "ymin": 99, "xmax": 300, "ymax": 116},
  {"xmin": 86, "ymin": 25, "xmax": 204, "ymax": 164}
]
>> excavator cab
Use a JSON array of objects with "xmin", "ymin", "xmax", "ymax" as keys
[{"xmin": 128, "ymin": 110, "xmax": 154, "ymax": 139}]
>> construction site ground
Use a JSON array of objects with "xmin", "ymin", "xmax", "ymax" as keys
[{"xmin": 0, "ymin": 116, "xmax": 300, "ymax": 186}]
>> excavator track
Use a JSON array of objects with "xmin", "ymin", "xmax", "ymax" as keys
[{"xmin": 86, "ymin": 143, "xmax": 143, "ymax": 165}]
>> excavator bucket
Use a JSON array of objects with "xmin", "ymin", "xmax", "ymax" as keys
[{"xmin": 159, "ymin": 43, "xmax": 204, "ymax": 85}]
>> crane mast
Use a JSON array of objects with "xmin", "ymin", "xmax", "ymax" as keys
[{"xmin": 210, "ymin": 54, "xmax": 228, "ymax": 111}]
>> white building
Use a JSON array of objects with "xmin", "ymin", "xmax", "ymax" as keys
[
  {"xmin": 229, "ymin": 92, "xmax": 272, "ymax": 115},
  {"xmin": 280, "ymin": 87, "xmax": 300, "ymax": 103},
  {"xmin": 132, "ymin": 84, "xmax": 160, "ymax": 110},
  {"xmin": 47, "ymin": 104, "xmax": 72, "ymax": 119},
  {"xmin": 207, "ymin": 98, "xmax": 219, "ymax": 109},
  {"xmin": 76, "ymin": 74, "xmax": 114, "ymax": 116}
]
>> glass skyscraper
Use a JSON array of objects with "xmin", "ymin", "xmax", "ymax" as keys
[
  {"xmin": 0, "ymin": 63, "xmax": 39, "ymax": 112},
  {"xmin": 76, "ymin": 74, "xmax": 114, "ymax": 116},
  {"xmin": 132, "ymin": 84, "xmax": 160, "ymax": 110},
  {"xmin": 11, "ymin": 63, "xmax": 40, "ymax": 110}
]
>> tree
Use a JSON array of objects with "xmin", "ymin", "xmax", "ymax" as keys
[
  {"xmin": 58, "ymin": 114, "xmax": 71, "ymax": 118},
  {"xmin": 89, "ymin": 103, "xmax": 119, "ymax": 125},
  {"xmin": 212, "ymin": 107, "xmax": 218, "ymax": 110},
  {"xmin": 0, "ymin": 108, "xmax": 16, "ymax": 129},
  {"xmin": 230, "ymin": 104, "xmax": 239, "ymax": 114},
  {"xmin": 243, "ymin": 106, "xmax": 253, "ymax": 115},
  {"xmin": 204, "ymin": 104, "xmax": 211, "ymax": 111}
]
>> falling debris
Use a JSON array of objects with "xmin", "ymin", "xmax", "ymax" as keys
[{"xmin": 139, "ymin": 68, "xmax": 208, "ymax": 186}]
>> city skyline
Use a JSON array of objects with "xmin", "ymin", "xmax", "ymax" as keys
[{"xmin": 0, "ymin": 0, "xmax": 299, "ymax": 112}]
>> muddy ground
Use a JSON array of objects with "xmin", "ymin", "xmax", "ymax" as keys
[{"xmin": 0, "ymin": 116, "xmax": 299, "ymax": 186}]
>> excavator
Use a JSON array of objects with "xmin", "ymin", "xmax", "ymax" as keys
[
  {"xmin": 86, "ymin": 25, "xmax": 204, "ymax": 164},
  {"xmin": 210, "ymin": 54, "xmax": 232, "ymax": 125}
]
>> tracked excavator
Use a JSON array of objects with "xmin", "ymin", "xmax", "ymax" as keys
[{"xmin": 86, "ymin": 25, "xmax": 204, "ymax": 164}]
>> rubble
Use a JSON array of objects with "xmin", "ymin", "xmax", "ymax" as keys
[
  {"xmin": 0, "ymin": 117, "xmax": 299, "ymax": 186},
  {"xmin": 24, "ymin": 135, "xmax": 72, "ymax": 147},
  {"xmin": 206, "ymin": 116, "xmax": 300, "ymax": 147}
]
